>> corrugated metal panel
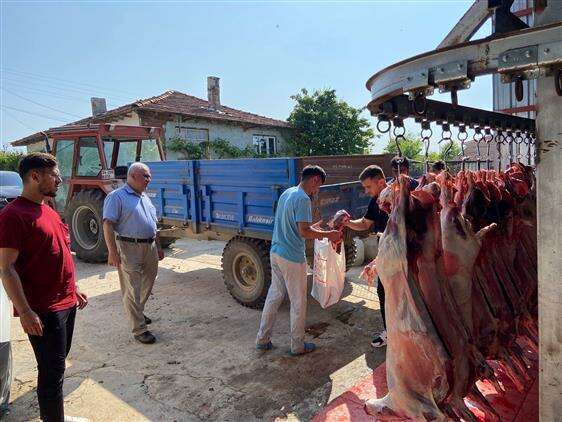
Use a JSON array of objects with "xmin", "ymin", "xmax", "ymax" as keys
[
  {"xmin": 492, "ymin": 0, "xmax": 536, "ymax": 116},
  {"xmin": 297, "ymin": 154, "xmax": 394, "ymax": 184}
]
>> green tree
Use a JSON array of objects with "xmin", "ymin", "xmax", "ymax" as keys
[
  {"xmin": 0, "ymin": 151, "xmax": 23, "ymax": 171},
  {"xmin": 286, "ymin": 89, "xmax": 374, "ymax": 156},
  {"xmin": 382, "ymin": 135, "xmax": 461, "ymax": 161},
  {"xmin": 167, "ymin": 138, "xmax": 268, "ymax": 160},
  {"xmin": 383, "ymin": 134, "xmax": 424, "ymax": 159}
]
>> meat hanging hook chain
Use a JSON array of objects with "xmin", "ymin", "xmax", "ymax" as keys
[
  {"xmin": 484, "ymin": 128, "xmax": 493, "ymax": 170},
  {"xmin": 496, "ymin": 131, "xmax": 506, "ymax": 172},
  {"xmin": 529, "ymin": 132, "xmax": 537, "ymax": 165},
  {"xmin": 392, "ymin": 117, "xmax": 406, "ymax": 157},
  {"xmin": 514, "ymin": 131, "xmax": 524, "ymax": 164},
  {"xmin": 420, "ymin": 120, "xmax": 432, "ymax": 174},
  {"xmin": 439, "ymin": 123, "xmax": 453, "ymax": 163},
  {"xmin": 506, "ymin": 131, "xmax": 514, "ymax": 164},
  {"xmin": 458, "ymin": 125, "xmax": 469, "ymax": 171},
  {"xmin": 473, "ymin": 127, "xmax": 484, "ymax": 170}
]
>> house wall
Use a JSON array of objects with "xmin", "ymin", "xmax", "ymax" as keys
[
  {"xmin": 23, "ymin": 110, "xmax": 292, "ymax": 159},
  {"xmin": 138, "ymin": 110, "xmax": 292, "ymax": 160}
]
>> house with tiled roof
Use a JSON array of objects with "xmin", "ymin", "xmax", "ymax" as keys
[{"xmin": 11, "ymin": 77, "xmax": 293, "ymax": 157}]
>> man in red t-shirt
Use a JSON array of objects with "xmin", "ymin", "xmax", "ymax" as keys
[{"xmin": 0, "ymin": 153, "xmax": 88, "ymax": 422}]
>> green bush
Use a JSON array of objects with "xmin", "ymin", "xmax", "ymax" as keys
[
  {"xmin": 167, "ymin": 138, "xmax": 272, "ymax": 160},
  {"xmin": 0, "ymin": 151, "xmax": 23, "ymax": 172}
]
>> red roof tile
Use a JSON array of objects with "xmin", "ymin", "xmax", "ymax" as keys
[{"xmin": 11, "ymin": 90, "xmax": 291, "ymax": 146}]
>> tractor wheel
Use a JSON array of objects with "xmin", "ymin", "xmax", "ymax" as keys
[
  {"xmin": 222, "ymin": 237, "xmax": 271, "ymax": 309},
  {"xmin": 66, "ymin": 190, "xmax": 108, "ymax": 263}
]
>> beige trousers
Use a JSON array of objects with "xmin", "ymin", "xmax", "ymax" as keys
[
  {"xmin": 256, "ymin": 253, "xmax": 308, "ymax": 354},
  {"xmin": 116, "ymin": 240, "xmax": 158, "ymax": 336}
]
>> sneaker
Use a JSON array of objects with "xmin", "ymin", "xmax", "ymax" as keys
[
  {"xmin": 64, "ymin": 416, "xmax": 90, "ymax": 422},
  {"xmin": 256, "ymin": 341, "xmax": 274, "ymax": 350},
  {"xmin": 134, "ymin": 331, "xmax": 156, "ymax": 344},
  {"xmin": 371, "ymin": 330, "xmax": 387, "ymax": 348},
  {"xmin": 290, "ymin": 342, "xmax": 316, "ymax": 356}
]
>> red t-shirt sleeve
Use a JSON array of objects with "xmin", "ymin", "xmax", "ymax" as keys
[{"xmin": 0, "ymin": 211, "xmax": 23, "ymax": 251}]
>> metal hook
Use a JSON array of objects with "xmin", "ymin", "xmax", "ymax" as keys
[
  {"xmin": 496, "ymin": 131, "xmax": 506, "ymax": 171},
  {"xmin": 392, "ymin": 119, "xmax": 406, "ymax": 158},
  {"xmin": 514, "ymin": 131, "xmax": 523, "ymax": 163},
  {"xmin": 420, "ymin": 122, "xmax": 432, "ymax": 174},
  {"xmin": 439, "ymin": 124, "xmax": 454, "ymax": 161},
  {"xmin": 474, "ymin": 127, "xmax": 483, "ymax": 170},
  {"xmin": 484, "ymin": 128, "xmax": 493, "ymax": 170},
  {"xmin": 506, "ymin": 131, "xmax": 514, "ymax": 164}
]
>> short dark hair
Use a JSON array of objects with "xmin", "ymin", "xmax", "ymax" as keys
[
  {"xmin": 18, "ymin": 152, "xmax": 58, "ymax": 181},
  {"xmin": 391, "ymin": 156, "xmax": 410, "ymax": 170},
  {"xmin": 432, "ymin": 160, "xmax": 446, "ymax": 172},
  {"xmin": 359, "ymin": 165, "xmax": 385, "ymax": 181},
  {"xmin": 301, "ymin": 165, "xmax": 326, "ymax": 183}
]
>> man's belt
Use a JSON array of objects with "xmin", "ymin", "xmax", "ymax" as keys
[{"xmin": 116, "ymin": 235, "xmax": 154, "ymax": 244}]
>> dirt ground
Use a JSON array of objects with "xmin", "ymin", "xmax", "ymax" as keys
[{"xmin": 6, "ymin": 239, "xmax": 385, "ymax": 422}]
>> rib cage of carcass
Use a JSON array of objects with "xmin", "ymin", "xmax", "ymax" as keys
[{"xmin": 363, "ymin": 166, "xmax": 537, "ymax": 421}]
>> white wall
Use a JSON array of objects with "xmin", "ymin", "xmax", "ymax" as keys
[{"xmin": 163, "ymin": 116, "xmax": 291, "ymax": 159}]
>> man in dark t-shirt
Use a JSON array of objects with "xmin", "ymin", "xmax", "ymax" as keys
[
  {"xmin": 343, "ymin": 165, "xmax": 389, "ymax": 347},
  {"xmin": 345, "ymin": 158, "xmax": 420, "ymax": 348},
  {"xmin": 0, "ymin": 153, "xmax": 88, "ymax": 422}
]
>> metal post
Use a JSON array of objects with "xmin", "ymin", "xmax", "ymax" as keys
[{"xmin": 535, "ymin": 3, "xmax": 562, "ymax": 419}]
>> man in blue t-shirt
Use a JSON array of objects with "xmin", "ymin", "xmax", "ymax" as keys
[{"xmin": 256, "ymin": 165, "xmax": 341, "ymax": 356}]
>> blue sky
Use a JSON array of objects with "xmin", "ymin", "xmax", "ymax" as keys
[{"xmin": 1, "ymin": 0, "xmax": 492, "ymax": 152}]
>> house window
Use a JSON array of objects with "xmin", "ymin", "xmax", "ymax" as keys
[
  {"xmin": 253, "ymin": 135, "xmax": 277, "ymax": 155},
  {"xmin": 175, "ymin": 126, "xmax": 209, "ymax": 143}
]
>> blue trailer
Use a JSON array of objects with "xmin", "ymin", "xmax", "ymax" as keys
[{"xmin": 146, "ymin": 157, "xmax": 372, "ymax": 308}]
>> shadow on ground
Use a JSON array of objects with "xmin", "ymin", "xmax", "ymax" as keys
[{"xmin": 7, "ymin": 243, "xmax": 385, "ymax": 422}]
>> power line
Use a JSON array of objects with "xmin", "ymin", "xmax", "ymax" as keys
[
  {"xmin": 0, "ymin": 105, "xmax": 69, "ymax": 123},
  {"xmin": 0, "ymin": 79, "xmax": 91, "ymax": 102},
  {"xmin": 1, "ymin": 107, "xmax": 42, "ymax": 133},
  {"xmin": 1, "ymin": 75, "xmax": 132, "ymax": 103},
  {"xmin": 1, "ymin": 86, "xmax": 84, "ymax": 119},
  {"xmin": 1, "ymin": 68, "xmax": 138, "ymax": 100}
]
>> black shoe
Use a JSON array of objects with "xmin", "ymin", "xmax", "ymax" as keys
[
  {"xmin": 371, "ymin": 330, "xmax": 387, "ymax": 348},
  {"xmin": 144, "ymin": 315, "xmax": 152, "ymax": 325},
  {"xmin": 134, "ymin": 331, "xmax": 156, "ymax": 344}
]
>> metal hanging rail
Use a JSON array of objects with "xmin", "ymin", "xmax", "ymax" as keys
[{"xmin": 366, "ymin": 22, "xmax": 562, "ymax": 115}]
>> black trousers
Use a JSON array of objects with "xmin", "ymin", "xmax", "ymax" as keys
[
  {"xmin": 376, "ymin": 278, "xmax": 386, "ymax": 330},
  {"xmin": 28, "ymin": 306, "xmax": 76, "ymax": 422}
]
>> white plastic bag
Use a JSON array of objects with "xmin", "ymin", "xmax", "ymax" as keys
[{"xmin": 312, "ymin": 238, "xmax": 346, "ymax": 308}]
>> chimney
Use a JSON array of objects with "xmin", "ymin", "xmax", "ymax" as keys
[
  {"xmin": 207, "ymin": 76, "xmax": 220, "ymax": 109},
  {"xmin": 91, "ymin": 97, "xmax": 107, "ymax": 117}
]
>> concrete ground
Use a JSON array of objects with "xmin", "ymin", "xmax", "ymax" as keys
[{"xmin": 6, "ymin": 239, "xmax": 385, "ymax": 422}]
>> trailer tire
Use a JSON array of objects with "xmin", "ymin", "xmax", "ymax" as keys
[
  {"xmin": 66, "ymin": 190, "xmax": 108, "ymax": 263},
  {"xmin": 222, "ymin": 237, "xmax": 271, "ymax": 309}
]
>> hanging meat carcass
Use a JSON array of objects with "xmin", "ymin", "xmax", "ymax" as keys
[{"xmin": 363, "ymin": 164, "xmax": 538, "ymax": 421}]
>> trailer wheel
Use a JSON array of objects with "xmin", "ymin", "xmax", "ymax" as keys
[
  {"xmin": 222, "ymin": 237, "xmax": 271, "ymax": 309},
  {"xmin": 66, "ymin": 190, "xmax": 108, "ymax": 263}
]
